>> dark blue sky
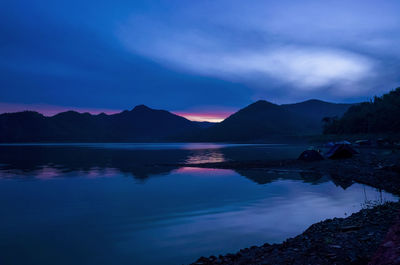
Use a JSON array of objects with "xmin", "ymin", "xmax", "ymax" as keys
[{"xmin": 1, "ymin": 0, "xmax": 400, "ymax": 119}]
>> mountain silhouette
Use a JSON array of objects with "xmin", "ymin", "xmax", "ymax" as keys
[
  {"xmin": 281, "ymin": 99, "xmax": 351, "ymax": 132},
  {"xmin": 282, "ymin": 99, "xmax": 351, "ymax": 125},
  {"xmin": 188, "ymin": 99, "xmax": 351, "ymax": 142},
  {"xmin": 0, "ymin": 105, "xmax": 198, "ymax": 142},
  {"xmin": 0, "ymin": 100, "xmax": 351, "ymax": 142}
]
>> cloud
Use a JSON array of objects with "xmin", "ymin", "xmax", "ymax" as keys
[
  {"xmin": 115, "ymin": 0, "xmax": 400, "ymax": 102},
  {"xmin": 119, "ymin": 22, "xmax": 375, "ymax": 95},
  {"xmin": 230, "ymin": 47, "xmax": 374, "ymax": 93},
  {"xmin": 2, "ymin": 0, "xmax": 400, "ymax": 109}
]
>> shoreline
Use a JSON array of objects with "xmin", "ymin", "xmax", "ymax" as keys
[
  {"xmin": 185, "ymin": 148, "xmax": 400, "ymax": 264},
  {"xmin": 178, "ymin": 148, "xmax": 400, "ymax": 195},
  {"xmin": 191, "ymin": 202, "xmax": 399, "ymax": 265}
]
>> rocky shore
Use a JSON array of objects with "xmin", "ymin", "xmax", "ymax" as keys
[
  {"xmin": 369, "ymin": 210, "xmax": 400, "ymax": 265},
  {"xmin": 191, "ymin": 202, "xmax": 399, "ymax": 265},
  {"xmin": 186, "ymin": 148, "xmax": 400, "ymax": 265}
]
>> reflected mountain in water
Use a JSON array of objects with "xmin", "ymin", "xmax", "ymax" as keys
[
  {"xmin": 237, "ymin": 170, "xmax": 355, "ymax": 190},
  {"xmin": 0, "ymin": 143, "xmax": 354, "ymax": 189},
  {"xmin": 236, "ymin": 170, "xmax": 326, "ymax": 185},
  {"xmin": 0, "ymin": 145, "xmax": 191, "ymax": 180}
]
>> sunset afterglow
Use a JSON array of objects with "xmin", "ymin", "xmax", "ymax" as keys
[
  {"xmin": 1, "ymin": 1, "xmax": 400, "ymax": 264},
  {"xmin": 174, "ymin": 111, "xmax": 233, "ymax": 123}
]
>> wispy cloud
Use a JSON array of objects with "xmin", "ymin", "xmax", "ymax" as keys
[
  {"xmin": 117, "ymin": 0, "xmax": 400, "ymax": 102},
  {"xmin": 119, "ymin": 25, "xmax": 375, "ymax": 96},
  {"xmin": 2, "ymin": 0, "xmax": 400, "ymax": 109}
]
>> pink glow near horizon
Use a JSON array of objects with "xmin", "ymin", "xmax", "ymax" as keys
[
  {"xmin": 0, "ymin": 102, "xmax": 121, "ymax": 116},
  {"xmin": 0, "ymin": 102, "xmax": 234, "ymax": 122},
  {"xmin": 175, "ymin": 167, "xmax": 234, "ymax": 176},
  {"xmin": 173, "ymin": 110, "xmax": 233, "ymax": 123}
]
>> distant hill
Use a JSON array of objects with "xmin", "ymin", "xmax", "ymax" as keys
[
  {"xmin": 192, "ymin": 121, "xmax": 216, "ymax": 129},
  {"xmin": 189, "ymin": 100, "xmax": 352, "ymax": 142},
  {"xmin": 0, "ymin": 99, "xmax": 352, "ymax": 143},
  {"xmin": 281, "ymin": 99, "xmax": 352, "ymax": 132},
  {"xmin": 0, "ymin": 105, "xmax": 199, "ymax": 142},
  {"xmin": 323, "ymin": 87, "xmax": 400, "ymax": 134}
]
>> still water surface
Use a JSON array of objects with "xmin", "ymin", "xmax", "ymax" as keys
[{"xmin": 0, "ymin": 143, "xmax": 397, "ymax": 265}]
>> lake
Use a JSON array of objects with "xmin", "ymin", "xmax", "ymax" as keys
[{"xmin": 0, "ymin": 143, "xmax": 397, "ymax": 265}]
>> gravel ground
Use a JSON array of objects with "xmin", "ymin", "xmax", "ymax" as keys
[{"xmin": 191, "ymin": 203, "xmax": 400, "ymax": 265}]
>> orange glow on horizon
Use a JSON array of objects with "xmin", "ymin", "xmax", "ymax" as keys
[
  {"xmin": 0, "ymin": 102, "xmax": 234, "ymax": 123},
  {"xmin": 174, "ymin": 111, "xmax": 233, "ymax": 123}
]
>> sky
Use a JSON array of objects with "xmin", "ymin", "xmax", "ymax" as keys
[{"xmin": 1, "ymin": 0, "xmax": 400, "ymax": 121}]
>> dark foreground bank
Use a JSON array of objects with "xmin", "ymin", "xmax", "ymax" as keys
[
  {"xmin": 186, "ymin": 148, "xmax": 400, "ymax": 265},
  {"xmin": 191, "ymin": 202, "xmax": 399, "ymax": 265}
]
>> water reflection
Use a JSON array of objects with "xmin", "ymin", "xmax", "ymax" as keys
[
  {"xmin": 0, "ymin": 144, "xmax": 387, "ymax": 192},
  {"xmin": 0, "ymin": 168, "xmax": 397, "ymax": 265},
  {"xmin": 0, "ymin": 144, "xmax": 398, "ymax": 265},
  {"xmin": 175, "ymin": 167, "xmax": 234, "ymax": 176},
  {"xmin": 0, "ymin": 143, "xmax": 302, "ymax": 181},
  {"xmin": 185, "ymin": 149, "xmax": 226, "ymax": 164}
]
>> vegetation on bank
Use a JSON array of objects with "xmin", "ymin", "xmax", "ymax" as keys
[{"xmin": 323, "ymin": 87, "xmax": 400, "ymax": 135}]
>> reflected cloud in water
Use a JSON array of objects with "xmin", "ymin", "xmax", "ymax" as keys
[
  {"xmin": 174, "ymin": 167, "xmax": 233, "ymax": 177},
  {"xmin": 0, "ymin": 143, "xmax": 299, "ymax": 181},
  {"xmin": 184, "ymin": 149, "xmax": 226, "ymax": 164}
]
